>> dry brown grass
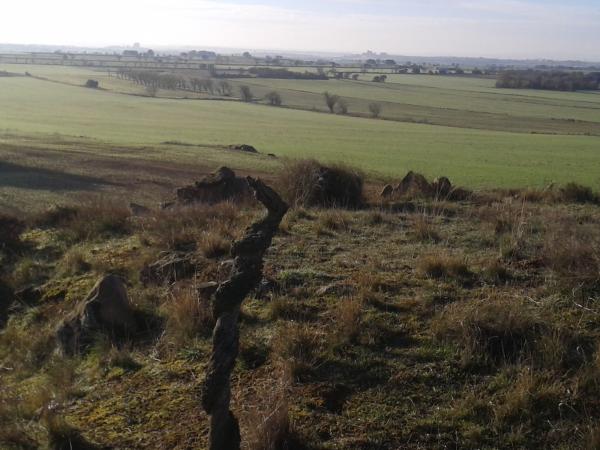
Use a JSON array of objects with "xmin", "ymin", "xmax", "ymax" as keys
[
  {"xmin": 140, "ymin": 202, "xmax": 240, "ymax": 251},
  {"xmin": 330, "ymin": 298, "xmax": 363, "ymax": 345},
  {"xmin": 158, "ymin": 285, "xmax": 214, "ymax": 354},
  {"xmin": 543, "ymin": 219, "xmax": 600, "ymax": 293},
  {"xmin": 412, "ymin": 214, "xmax": 441, "ymax": 242},
  {"xmin": 272, "ymin": 323, "xmax": 322, "ymax": 379},
  {"xmin": 433, "ymin": 295, "xmax": 543, "ymax": 367},
  {"xmin": 418, "ymin": 253, "xmax": 472, "ymax": 281}
]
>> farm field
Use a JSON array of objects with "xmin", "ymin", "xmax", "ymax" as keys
[{"xmin": 1, "ymin": 70, "xmax": 600, "ymax": 197}]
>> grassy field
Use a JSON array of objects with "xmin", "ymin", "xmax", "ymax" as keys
[{"xmin": 1, "ymin": 72, "xmax": 600, "ymax": 193}]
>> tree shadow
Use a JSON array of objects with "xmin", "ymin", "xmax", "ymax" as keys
[{"xmin": 0, "ymin": 161, "xmax": 113, "ymax": 191}]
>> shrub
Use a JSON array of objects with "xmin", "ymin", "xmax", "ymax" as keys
[
  {"xmin": 32, "ymin": 205, "xmax": 78, "ymax": 229},
  {"xmin": 335, "ymin": 98, "xmax": 348, "ymax": 115},
  {"xmin": 559, "ymin": 183, "xmax": 598, "ymax": 204},
  {"xmin": 198, "ymin": 231, "xmax": 231, "ymax": 259},
  {"xmin": 277, "ymin": 159, "xmax": 363, "ymax": 209}
]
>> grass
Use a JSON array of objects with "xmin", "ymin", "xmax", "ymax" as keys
[{"xmin": 1, "ymin": 74, "xmax": 600, "ymax": 190}]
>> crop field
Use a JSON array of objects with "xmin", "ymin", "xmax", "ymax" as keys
[{"xmin": 1, "ymin": 63, "xmax": 600, "ymax": 207}]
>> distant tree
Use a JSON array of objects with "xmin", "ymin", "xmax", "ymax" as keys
[
  {"xmin": 323, "ymin": 91, "xmax": 340, "ymax": 113},
  {"xmin": 384, "ymin": 59, "xmax": 397, "ymax": 66},
  {"xmin": 217, "ymin": 80, "xmax": 232, "ymax": 96},
  {"xmin": 335, "ymin": 98, "xmax": 348, "ymax": 115},
  {"xmin": 146, "ymin": 85, "xmax": 158, "ymax": 97},
  {"xmin": 85, "ymin": 79, "xmax": 99, "ymax": 89},
  {"xmin": 240, "ymin": 85, "xmax": 253, "ymax": 102},
  {"xmin": 265, "ymin": 91, "xmax": 282, "ymax": 106},
  {"xmin": 351, "ymin": 74, "xmax": 359, "ymax": 80},
  {"xmin": 412, "ymin": 66, "xmax": 421, "ymax": 74},
  {"xmin": 373, "ymin": 76, "xmax": 381, "ymax": 82},
  {"xmin": 369, "ymin": 102, "xmax": 382, "ymax": 118},
  {"xmin": 242, "ymin": 51, "xmax": 252, "ymax": 58}
]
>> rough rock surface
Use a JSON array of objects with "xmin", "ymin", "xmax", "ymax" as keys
[
  {"xmin": 176, "ymin": 167, "xmax": 251, "ymax": 205},
  {"xmin": 56, "ymin": 275, "xmax": 136, "ymax": 355}
]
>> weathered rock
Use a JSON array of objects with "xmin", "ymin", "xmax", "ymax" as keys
[
  {"xmin": 394, "ymin": 171, "xmax": 433, "ymax": 197},
  {"xmin": 141, "ymin": 252, "xmax": 205, "ymax": 285},
  {"xmin": 380, "ymin": 184, "xmax": 394, "ymax": 198},
  {"xmin": 229, "ymin": 144, "xmax": 258, "ymax": 153},
  {"xmin": 56, "ymin": 275, "xmax": 136, "ymax": 355},
  {"xmin": 176, "ymin": 167, "xmax": 251, "ymax": 205}
]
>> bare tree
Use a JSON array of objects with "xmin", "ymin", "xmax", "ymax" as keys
[
  {"xmin": 146, "ymin": 85, "xmax": 158, "ymax": 97},
  {"xmin": 369, "ymin": 102, "xmax": 382, "ymax": 118},
  {"xmin": 265, "ymin": 91, "xmax": 282, "ymax": 106},
  {"xmin": 240, "ymin": 85, "xmax": 253, "ymax": 102},
  {"xmin": 323, "ymin": 91, "xmax": 339, "ymax": 113}
]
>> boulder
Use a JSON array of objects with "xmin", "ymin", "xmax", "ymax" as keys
[
  {"xmin": 56, "ymin": 275, "xmax": 136, "ymax": 355},
  {"xmin": 394, "ymin": 171, "xmax": 433, "ymax": 197},
  {"xmin": 176, "ymin": 167, "xmax": 251, "ymax": 205}
]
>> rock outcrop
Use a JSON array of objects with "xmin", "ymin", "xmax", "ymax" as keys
[
  {"xmin": 176, "ymin": 167, "xmax": 251, "ymax": 205},
  {"xmin": 56, "ymin": 275, "xmax": 136, "ymax": 355}
]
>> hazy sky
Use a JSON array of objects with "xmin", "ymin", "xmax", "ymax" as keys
[{"xmin": 3, "ymin": 0, "xmax": 600, "ymax": 60}]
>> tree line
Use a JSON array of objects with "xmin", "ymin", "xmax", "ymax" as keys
[
  {"xmin": 496, "ymin": 70, "xmax": 600, "ymax": 91},
  {"xmin": 247, "ymin": 67, "xmax": 327, "ymax": 80},
  {"xmin": 116, "ymin": 69, "xmax": 232, "ymax": 95}
]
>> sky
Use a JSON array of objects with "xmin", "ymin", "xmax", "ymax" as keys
[{"xmin": 2, "ymin": 0, "xmax": 600, "ymax": 60}]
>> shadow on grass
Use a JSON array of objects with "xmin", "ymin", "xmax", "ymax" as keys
[{"xmin": 0, "ymin": 161, "xmax": 113, "ymax": 191}]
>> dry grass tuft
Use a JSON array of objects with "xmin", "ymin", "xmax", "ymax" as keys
[
  {"xmin": 330, "ymin": 298, "xmax": 363, "ymax": 345},
  {"xmin": 418, "ymin": 253, "xmax": 472, "ymax": 281},
  {"xmin": 158, "ymin": 285, "xmax": 213, "ymax": 354},
  {"xmin": 433, "ymin": 296, "xmax": 542, "ymax": 367},
  {"xmin": 272, "ymin": 323, "xmax": 322, "ymax": 379},
  {"xmin": 412, "ymin": 214, "xmax": 441, "ymax": 242},
  {"xmin": 140, "ymin": 202, "xmax": 240, "ymax": 251}
]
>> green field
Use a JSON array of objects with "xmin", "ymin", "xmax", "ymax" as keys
[{"xmin": 1, "ymin": 65, "xmax": 600, "ymax": 191}]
